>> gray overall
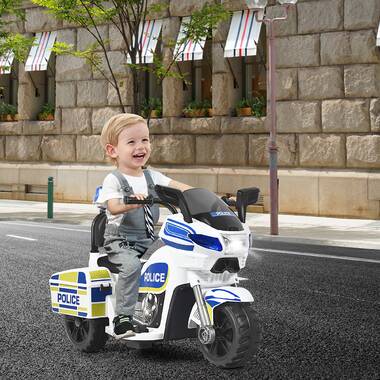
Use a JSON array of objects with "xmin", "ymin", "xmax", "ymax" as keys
[{"xmin": 103, "ymin": 169, "xmax": 160, "ymax": 316}]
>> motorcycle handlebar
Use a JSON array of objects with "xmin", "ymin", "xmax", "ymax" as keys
[
  {"xmin": 123, "ymin": 195, "xmax": 178, "ymax": 214},
  {"xmin": 123, "ymin": 195, "xmax": 155, "ymax": 205}
]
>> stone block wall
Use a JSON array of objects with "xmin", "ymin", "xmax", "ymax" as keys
[
  {"xmin": 0, "ymin": 0, "xmax": 378, "ymax": 170},
  {"xmin": 0, "ymin": 0, "xmax": 379, "ymax": 218}
]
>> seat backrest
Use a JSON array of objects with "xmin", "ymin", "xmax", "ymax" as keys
[{"xmin": 91, "ymin": 209, "xmax": 107, "ymax": 252}]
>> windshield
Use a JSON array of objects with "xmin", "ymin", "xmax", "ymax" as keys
[{"xmin": 183, "ymin": 188, "xmax": 243, "ymax": 231}]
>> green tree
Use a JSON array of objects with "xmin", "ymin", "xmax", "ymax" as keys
[
  {"xmin": 31, "ymin": 0, "xmax": 229, "ymax": 117},
  {"xmin": 0, "ymin": 0, "xmax": 34, "ymax": 67}
]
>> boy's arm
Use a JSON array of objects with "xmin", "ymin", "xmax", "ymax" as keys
[{"xmin": 168, "ymin": 180, "xmax": 193, "ymax": 192}]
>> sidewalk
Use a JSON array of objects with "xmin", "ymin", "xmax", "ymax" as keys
[{"xmin": 0, "ymin": 199, "xmax": 379, "ymax": 250}]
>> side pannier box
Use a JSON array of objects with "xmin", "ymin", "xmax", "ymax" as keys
[{"xmin": 49, "ymin": 268, "xmax": 113, "ymax": 319}]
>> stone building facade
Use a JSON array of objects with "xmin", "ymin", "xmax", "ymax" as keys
[{"xmin": 0, "ymin": 0, "xmax": 379, "ymax": 219}]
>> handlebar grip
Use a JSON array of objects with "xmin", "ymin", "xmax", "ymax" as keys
[
  {"xmin": 123, "ymin": 196, "xmax": 153, "ymax": 205},
  {"xmin": 221, "ymin": 195, "xmax": 236, "ymax": 207}
]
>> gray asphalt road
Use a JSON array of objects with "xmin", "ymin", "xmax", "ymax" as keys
[{"xmin": 0, "ymin": 221, "xmax": 379, "ymax": 379}]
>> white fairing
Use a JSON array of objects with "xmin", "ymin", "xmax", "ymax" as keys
[{"xmin": 188, "ymin": 286, "xmax": 254, "ymax": 328}]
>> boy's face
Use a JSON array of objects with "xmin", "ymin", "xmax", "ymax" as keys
[{"xmin": 106, "ymin": 122, "xmax": 151, "ymax": 170}]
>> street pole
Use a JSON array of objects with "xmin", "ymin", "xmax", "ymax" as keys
[
  {"xmin": 47, "ymin": 176, "xmax": 54, "ymax": 219},
  {"xmin": 267, "ymin": 20, "xmax": 279, "ymax": 235},
  {"xmin": 256, "ymin": 5, "xmax": 290, "ymax": 235}
]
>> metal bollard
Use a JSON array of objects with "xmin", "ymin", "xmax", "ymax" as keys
[{"xmin": 47, "ymin": 176, "xmax": 54, "ymax": 219}]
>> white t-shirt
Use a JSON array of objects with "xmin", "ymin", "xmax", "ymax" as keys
[{"xmin": 97, "ymin": 169, "xmax": 172, "ymax": 225}]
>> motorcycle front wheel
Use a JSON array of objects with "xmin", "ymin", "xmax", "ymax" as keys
[
  {"xmin": 199, "ymin": 303, "xmax": 261, "ymax": 368},
  {"xmin": 64, "ymin": 316, "xmax": 108, "ymax": 353}
]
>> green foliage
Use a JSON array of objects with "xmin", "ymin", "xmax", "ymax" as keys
[
  {"xmin": 52, "ymin": 41, "xmax": 102, "ymax": 68},
  {"xmin": 141, "ymin": 97, "xmax": 162, "ymax": 117},
  {"xmin": 183, "ymin": 4, "xmax": 230, "ymax": 43},
  {"xmin": 236, "ymin": 96, "xmax": 266, "ymax": 117},
  {"xmin": 0, "ymin": 1, "xmax": 34, "ymax": 63},
  {"xmin": 251, "ymin": 95, "xmax": 266, "ymax": 117},
  {"xmin": 0, "ymin": 101, "xmax": 17, "ymax": 115},
  {"xmin": 183, "ymin": 99, "xmax": 210, "ymax": 113},
  {"xmin": 0, "ymin": 33, "xmax": 34, "ymax": 62},
  {"xmin": 40, "ymin": 103, "xmax": 55, "ymax": 115},
  {"xmin": 236, "ymin": 98, "xmax": 252, "ymax": 109},
  {"xmin": 0, "ymin": 0, "xmax": 24, "ymax": 24}
]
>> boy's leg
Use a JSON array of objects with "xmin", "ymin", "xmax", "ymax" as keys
[{"xmin": 107, "ymin": 246, "xmax": 141, "ymax": 316}]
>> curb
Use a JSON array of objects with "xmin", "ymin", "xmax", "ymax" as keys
[{"xmin": 253, "ymin": 234, "xmax": 380, "ymax": 251}]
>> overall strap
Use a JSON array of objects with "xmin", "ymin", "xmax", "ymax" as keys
[
  {"xmin": 143, "ymin": 169, "xmax": 156, "ymax": 194},
  {"xmin": 112, "ymin": 170, "xmax": 133, "ymax": 196}
]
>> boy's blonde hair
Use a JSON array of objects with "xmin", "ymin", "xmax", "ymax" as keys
[{"xmin": 100, "ymin": 113, "xmax": 147, "ymax": 164}]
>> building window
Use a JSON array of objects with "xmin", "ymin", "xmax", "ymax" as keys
[
  {"xmin": 180, "ymin": 38, "xmax": 212, "ymax": 114},
  {"xmin": 24, "ymin": 31, "xmax": 57, "ymax": 120},
  {"xmin": 0, "ymin": 60, "xmax": 18, "ymax": 107},
  {"xmin": 226, "ymin": 28, "xmax": 266, "ymax": 115}
]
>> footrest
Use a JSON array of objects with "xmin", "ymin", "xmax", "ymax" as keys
[{"xmin": 134, "ymin": 324, "xmax": 149, "ymax": 333}]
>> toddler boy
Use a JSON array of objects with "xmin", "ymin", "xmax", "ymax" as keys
[{"xmin": 98, "ymin": 113, "xmax": 190, "ymax": 338}]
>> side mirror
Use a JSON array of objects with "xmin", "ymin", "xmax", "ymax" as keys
[
  {"xmin": 155, "ymin": 185, "xmax": 193, "ymax": 223},
  {"xmin": 236, "ymin": 187, "xmax": 260, "ymax": 223}
]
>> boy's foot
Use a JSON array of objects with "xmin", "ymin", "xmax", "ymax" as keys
[{"xmin": 113, "ymin": 315, "xmax": 136, "ymax": 339}]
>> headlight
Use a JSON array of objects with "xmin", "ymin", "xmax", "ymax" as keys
[
  {"xmin": 188, "ymin": 234, "xmax": 223, "ymax": 252},
  {"xmin": 222, "ymin": 234, "xmax": 249, "ymax": 255}
]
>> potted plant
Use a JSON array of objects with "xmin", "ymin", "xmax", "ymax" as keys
[
  {"xmin": 38, "ymin": 103, "xmax": 55, "ymax": 121},
  {"xmin": 251, "ymin": 96, "xmax": 266, "ymax": 117},
  {"xmin": 236, "ymin": 98, "xmax": 252, "ymax": 117},
  {"xmin": 183, "ymin": 100, "xmax": 207, "ymax": 118},
  {"xmin": 0, "ymin": 102, "xmax": 18, "ymax": 121},
  {"xmin": 202, "ymin": 99, "xmax": 213, "ymax": 117},
  {"xmin": 141, "ymin": 97, "xmax": 162, "ymax": 119}
]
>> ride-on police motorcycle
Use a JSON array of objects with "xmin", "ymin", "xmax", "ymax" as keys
[{"xmin": 49, "ymin": 185, "xmax": 261, "ymax": 368}]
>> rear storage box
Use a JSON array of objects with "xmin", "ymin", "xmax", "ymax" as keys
[{"xmin": 49, "ymin": 268, "xmax": 113, "ymax": 318}]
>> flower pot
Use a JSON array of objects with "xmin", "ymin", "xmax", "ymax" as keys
[
  {"xmin": 0, "ymin": 114, "xmax": 17, "ymax": 121},
  {"xmin": 150, "ymin": 110, "xmax": 161, "ymax": 119},
  {"xmin": 236, "ymin": 107, "xmax": 252, "ymax": 117},
  {"xmin": 38, "ymin": 113, "xmax": 55, "ymax": 121},
  {"xmin": 193, "ymin": 109, "xmax": 207, "ymax": 117}
]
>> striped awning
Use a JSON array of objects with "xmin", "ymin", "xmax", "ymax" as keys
[
  {"xmin": 224, "ymin": 10, "xmax": 264, "ymax": 58},
  {"xmin": 25, "ymin": 31, "xmax": 57, "ymax": 71},
  {"xmin": 127, "ymin": 19, "xmax": 163, "ymax": 64},
  {"xmin": 0, "ymin": 50, "xmax": 15, "ymax": 74},
  {"xmin": 174, "ymin": 17, "xmax": 207, "ymax": 61},
  {"xmin": 377, "ymin": 22, "xmax": 380, "ymax": 47}
]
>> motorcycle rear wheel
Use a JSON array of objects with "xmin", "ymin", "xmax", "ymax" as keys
[
  {"xmin": 199, "ymin": 303, "xmax": 261, "ymax": 368},
  {"xmin": 64, "ymin": 316, "xmax": 108, "ymax": 353}
]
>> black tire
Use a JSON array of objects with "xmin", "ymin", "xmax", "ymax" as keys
[
  {"xmin": 64, "ymin": 316, "xmax": 108, "ymax": 353},
  {"xmin": 199, "ymin": 303, "xmax": 261, "ymax": 369}
]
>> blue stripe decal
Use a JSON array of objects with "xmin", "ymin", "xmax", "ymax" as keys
[
  {"xmin": 52, "ymin": 307, "xmax": 59, "ymax": 312},
  {"xmin": 162, "ymin": 238, "xmax": 194, "ymax": 251},
  {"xmin": 91, "ymin": 287, "xmax": 112, "ymax": 302},
  {"xmin": 59, "ymin": 304, "xmax": 77, "ymax": 310},
  {"xmin": 78, "ymin": 312, "xmax": 87, "ymax": 317},
  {"xmin": 50, "ymin": 282, "xmax": 59, "ymax": 287},
  {"xmin": 164, "ymin": 222, "xmax": 193, "ymax": 243},
  {"xmin": 59, "ymin": 287, "xmax": 77, "ymax": 294},
  {"xmin": 167, "ymin": 219, "xmax": 196, "ymax": 234},
  {"xmin": 78, "ymin": 286, "xmax": 87, "ymax": 290},
  {"xmin": 78, "ymin": 272, "xmax": 86, "ymax": 284},
  {"xmin": 51, "ymin": 274, "xmax": 58, "ymax": 280}
]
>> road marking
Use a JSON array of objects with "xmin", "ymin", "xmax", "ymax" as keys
[
  {"xmin": 6, "ymin": 234, "xmax": 37, "ymax": 241},
  {"xmin": 253, "ymin": 247, "xmax": 380, "ymax": 264},
  {"xmin": 0, "ymin": 221, "xmax": 90, "ymax": 233}
]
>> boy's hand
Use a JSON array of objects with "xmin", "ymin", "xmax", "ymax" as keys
[
  {"xmin": 127, "ymin": 194, "xmax": 147, "ymax": 209},
  {"xmin": 107, "ymin": 194, "xmax": 148, "ymax": 215}
]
